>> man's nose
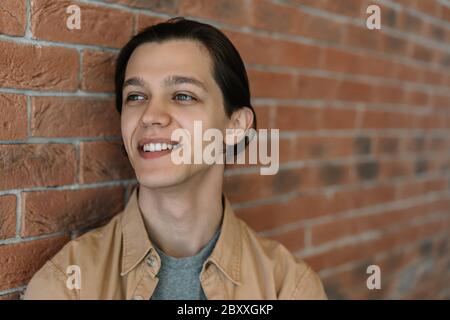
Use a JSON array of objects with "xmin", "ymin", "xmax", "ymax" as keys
[{"xmin": 140, "ymin": 100, "xmax": 171, "ymax": 127}]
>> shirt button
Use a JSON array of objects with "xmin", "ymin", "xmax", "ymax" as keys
[
  {"xmin": 132, "ymin": 295, "xmax": 144, "ymax": 300},
  {"xmin": 146, "ymin": 253, "xmax": 157, "ymax": 267}
]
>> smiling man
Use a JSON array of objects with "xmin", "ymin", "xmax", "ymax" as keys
[{"xmin": 24, "ymin": 17, "xmax": 327, "ymax": 300}]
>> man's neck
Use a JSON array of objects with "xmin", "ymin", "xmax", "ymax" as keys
[{"xmin": 137, "ymin": 166, "xmax": 224, "ymax": 258}]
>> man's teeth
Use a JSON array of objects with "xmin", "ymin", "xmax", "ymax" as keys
[{"xmin": 142, "ymin": 142, "xmax": 180, "ymax": 152}]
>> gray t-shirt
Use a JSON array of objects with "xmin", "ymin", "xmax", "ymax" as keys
[{"xmin": 150, "ymin": 226, "xmax": 221, "ymax": 300}]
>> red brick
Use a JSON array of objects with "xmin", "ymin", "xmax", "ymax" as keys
[
  {"xmin": 248, "ymin": 69, "xmax": 297, "ymax": 99},
  {"xmin": 224, "ymin": 135, "xmax": 291, "ymax": 172},
  {"xmin": 292, "ymin": 136, "xmax": 355, "ymax": 160},
  {"xmin": 336, "ymin": 80, "xmax": 372, "ymax": 102},
  {"xmin": 0, "ymin": 41, "xmax": 78, "ymax": 91},
  {"xmin": 299, "ymin": 14, "xmax": 344, "ymax": 44},
  {"xmin": 317, "ymin": 162, "xmax": 355, "ymax": 187},
  {"xmin": 311, "ymin": 198, "xmax": 450, "ymax": 246},
  {"xmin": 378, "ymin": 159, "xmax": 414, "ymax": 180},
  {"xmin": 360, "ymin": 110, "xmax": 415, "ymax": 129},
  {"xmin": 322, "ymin": 47, "xmax": 366, "ymax": 74},
  {"xmin": 0, "ymin": 0, "xmax": 26, "ymax": 36},
  {"xmin": 396, "ymin": 63, "xmax": 424, "ymax": 83},
  {"xmin": 371, "ymin": 85, "xmax": 405, "ymax": 104},
  {"xmin": 108, "ymin": 0, "xmax": 179, "ymax": 14},
  {"xmin": 21, "ymin": 186, "xmax": 125, "ymax": 237},
  {"xmin": 249, "ymin": 0, "xmax": 301, "ymax": 34},
  {"xmin": 135, "ymin": 15, "xmax": 165, "ymax": 34},
  {"xmin": 398, "ymin": 11, "xmax": 423, "ymax": 35},
  {"xmin": 305, "ymin": 217, "xmax": 450, "ymax": 271},
  {"xmin": 397, "ymin": 178, "xmax": 448, "ymax": 199},
  {"xmin": 224, "ymin": 168, "xmax": 301, "ymax": 204},
  {"xmin": 326, "ymin": 184, "xmax": 397, "ymax": 215},
  {"xmin": 296, "ymin": 75, "xmax": 339, "ymax": 100},
  {"xmin": 0, "ymin": 144, "xmax": 76, "ymax": 190},
  {"xmin": 412, "ymin": 43, "xmax": 433, "ymax": 63},
  {"xmin": 252, "ymin": 105, "xmax": 272, "ymax": 129},
  {"xmin": 0, "ymin": 235, "xmax": 70, "ymax": 291},
  {"xmin": 275, "ymin": 105, "xmax": 322, "ymax": 132},
  {"xmin": 403, "ymin": 90, "xmax": 430, "ymax": 107},
  {"xmin": 321, "ymin": 107, "xmax": 358, "ymax": 130},
  {"xmin": 413, "ymin": 0, "xmax": 440, "ymax": 16},
  {"xmin": 179, "ymin": 0, "xmax": 251, "ymax": 26},
  {"xmin": 79, "ymin": 141, "xmax": 135, "ymax": 183},
  {"xmin": 321, "ymin": 246, "xmax": 421, "ymax": 299},
  {"xmin": 225, "ymin": 30, "xmax": 321, "ymax": 69},
  {"xmin": 344, "ymin": 24, "xmax": 381, "ymax": 51},
  {"xmin": 380, "ymin": 34, "xmax": 409, "ymax": 57},
  {"xmin": 81, "ymin": 50, "xmax": 117, "ymax": 92},
  {"xmin": 31, "ymin": 0, "xmax": 133, "ymax": 48},
  {"xmin": 0, "ymin": 292, "xmax": 21, "ymax": 300},
  {"xmin": 265, "ymin": 226, "xmax": 305, "ymax": 253},
  {"xmin": 0, "ymin": 94, "xmax": 27, "ymax": 140},
  {"xmin": 422, "ymin": 69, "xmax": 444, "ymax": 86},
  {"xmin": 235, "ymin": 193, "xmax": 328, "ymax": 232},
  {"xmin": 31, "ymin": 97, "xmax": 120, "ymax": 138},
  {"xmin": 0, "ymin": 194, "xmax": 16, "ymax": 239}
]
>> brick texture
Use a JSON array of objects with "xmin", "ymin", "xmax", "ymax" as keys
[{"xmin": 0, "ymin": 0, "xmax": 449, "ymax": 299}]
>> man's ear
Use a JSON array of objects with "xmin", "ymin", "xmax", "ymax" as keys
[
  {"xmin": 227, "ymin": 106, "xmax": 254, "ymax": 135},
  {"xmin": 225, "ymin": 107, "xmax": 254, "ymax": 146}
]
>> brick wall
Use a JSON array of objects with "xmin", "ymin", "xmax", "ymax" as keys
[{"xmin": 1, "ymin": 0, "xmax": 449, "ymax": 299}]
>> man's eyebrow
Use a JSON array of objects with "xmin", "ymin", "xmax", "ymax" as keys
[
  {"xmin": 123, "ymin": 77, "xmax": 147, "ymax": 90},
  {"xmin": 163, "ymin": 75, "xmax": 208, "ymax": 92},
  {"xmin": 123, "ymin": 75, "xmax": 208, "ymax": 92}
]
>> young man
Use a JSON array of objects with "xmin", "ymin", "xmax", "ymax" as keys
[{"xmin": 24, "ymin": 17, "xmax": 327, "ymax": 300}]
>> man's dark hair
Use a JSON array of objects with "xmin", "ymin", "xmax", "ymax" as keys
[{"xmin": 114, "ymin": 16, "xmax": 257, "ymax": 134}]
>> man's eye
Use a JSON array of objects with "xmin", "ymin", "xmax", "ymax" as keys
[
  {"xmin": 174, "ymin": 93, "xmax": 196, "ymax": 102},
  {"xmin": 126, "ymin": 94, "xmax": 145, "ymax": 102}
]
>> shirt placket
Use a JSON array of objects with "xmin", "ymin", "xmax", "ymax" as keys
[{"xmin": 129, "ymin": 248, "xmax": 161, "ymax": 300}]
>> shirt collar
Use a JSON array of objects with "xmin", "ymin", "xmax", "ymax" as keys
[{"xmin": 120, "ymin": 185, "xmax": 242, "ymax": 285}]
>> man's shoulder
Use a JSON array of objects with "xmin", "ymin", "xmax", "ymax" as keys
[
  {"xmin": 23, "ymin": 213, "xmax": 123, "ymax": 300},
  {"xmin": 236, "ymin": 218, "xmax": 327, "ymax": 299},
  {"xmin": 52, "ymin": 212, "xmax": 123, "ymax": 267}
]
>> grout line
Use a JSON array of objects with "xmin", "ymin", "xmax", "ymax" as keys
[
  {"xmin": 0, "ymin": 230, "xmax": 68, "ymax": 245},
  {"xmin": 0, "ymin": 178, "xmax": 138, "ymax": 197},
  {"xmin": 78, "ymin": 48, "xmax": 83, "ymax": 89},
  {"xmin": 251, "ymin": 99, "xmax": 434, "ymax": 116},
  {"xmin": 15, "ymin": 193, "xmax": 21, "ymax": 237},
  {"xmin": 26, "ymin": 95, "xmax": 31, "ymax": 137},
  {"xmin": 0, "ymin": 285, "xmax": 27, "ymax": 297},
  {"xmin": 25, "ymin": 0, "xmax": 32, "ymax": 39},
  {"xmin": 0, "ymin": 34, "xmax": 119, "ymax": 53},
  {"xmin": 75, "ymin": 141, "xmax": 81, "ymax": 184},
  {"xmin": 0, "ymin": 87, "xmax": 114, "ymax": 97},
  {"xmin": 0, "ymin": 136, "xmax": 122, "ymax": 144}
]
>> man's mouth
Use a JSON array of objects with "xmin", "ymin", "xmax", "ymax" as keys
[{"xmin": 141, "ymin": 142, "xmax": 181, "ymax": 153}]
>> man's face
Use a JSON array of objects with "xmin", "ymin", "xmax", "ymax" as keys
[{"xmin": 121, "ymin": 39, "xmax": 230, "ymax": 189}]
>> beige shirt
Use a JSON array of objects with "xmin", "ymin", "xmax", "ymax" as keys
[{"xmin": 24, "ymin": 186, "xmax": 327, "ymax": 300}]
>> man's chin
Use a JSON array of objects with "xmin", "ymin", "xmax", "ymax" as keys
[{"xmin": 136, "ymin": 172, "xmax": 188, "ymax": 190}]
